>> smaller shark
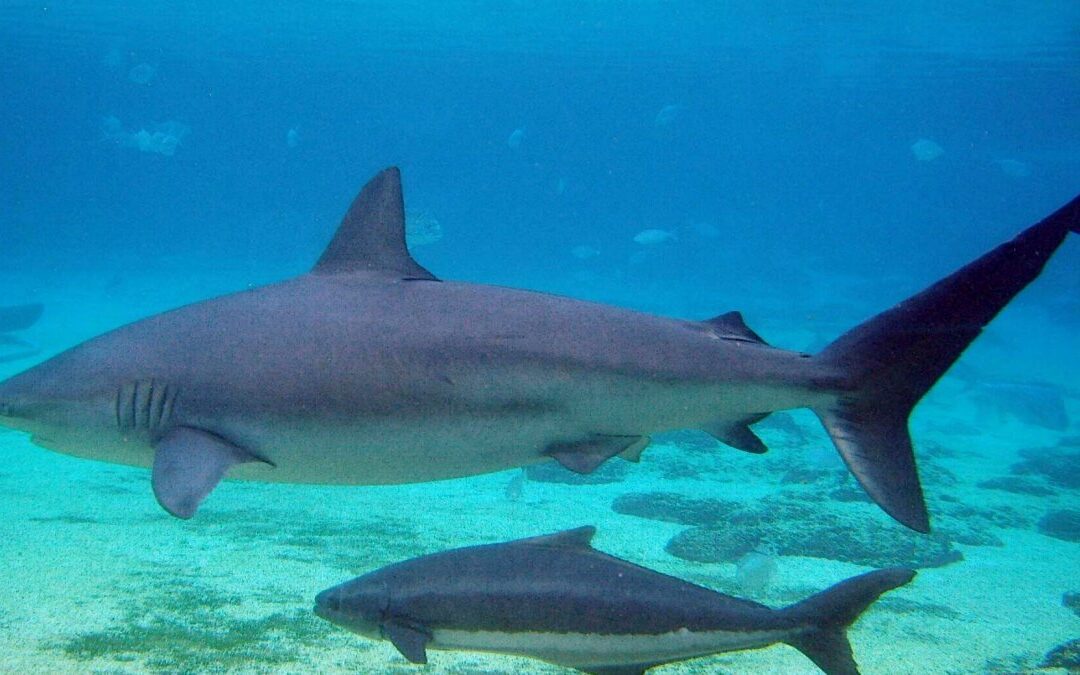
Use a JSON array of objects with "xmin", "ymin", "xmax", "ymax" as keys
[{"xmin": 314, "ymin": 526, "xmax": 915, "ymax": 675}]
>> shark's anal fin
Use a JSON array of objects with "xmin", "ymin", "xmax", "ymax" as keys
[
  {"xmin": 312, "ymin": 167, "xmax": 438, "ymax": 281},
  {"xmin": 703, "ymin": 413, "xmax": 769, "ymax": 454},
  {"xmin": 383, "ymin": 620, "xmax": 431, "ymax": 664},
  {"xmin": 545, "ymin": 434, "xmax": 649, "ymax": 474},
  {"xmin": 151, "ymin": 427, "xmax": 271, "ymax": 519}
]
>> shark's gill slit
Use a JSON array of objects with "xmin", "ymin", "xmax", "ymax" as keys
[
  {"xmin": 161, "ymin": 385, "xmax": 176, "ymax": 431},
  {"xmin": 149, "ymin": 381, "xmax": 167, "ymax": 431},
  {"xmin": 130, "ymin": 379, "xmax": 139, "ymax": 431}
]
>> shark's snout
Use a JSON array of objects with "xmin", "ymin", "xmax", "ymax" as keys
[{"xmin": 314, "ymin": 588, "xmax": 341, "ymax": 619}]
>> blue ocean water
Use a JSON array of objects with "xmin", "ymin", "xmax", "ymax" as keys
[{"xmin": 0, "ymin": 2, "xmax": 1078, "ymax": 673}]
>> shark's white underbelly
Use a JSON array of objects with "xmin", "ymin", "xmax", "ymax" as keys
[{"xmin": 222, "ymin": 414, "xmax": 573, "ymax": 484}]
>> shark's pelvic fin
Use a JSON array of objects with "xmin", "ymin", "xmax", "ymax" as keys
[
  {"xmin": 151, "ymin": 427, "xmax": 271, "ymax": 519},
  {"xmin": 703, "ymin": 413, "xmax": 770, "ymax": 453},
  {"xmin": 383, "ymin": 620, "xmax": 431, "ymax": 664},
  {"xmin": 816, "ymin": 192, "xmax": 1079, "ymax": 533},
  {"xmin": 544, "ymin": 434, "xmax": 649, "ymax": 474},
  {"xmin": 617, "ymin": 436, "xmax": 650, "ymax": 462},
  {"xmin": 312, "ymin": 167, "xmax": 438, "ymax": 280}
]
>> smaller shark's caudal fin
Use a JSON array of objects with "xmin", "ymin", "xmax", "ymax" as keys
[
  {"xmin": 784, "ymin": 568, "xmax": 915, "ymax": 675},
  {"xmin": 814, "ymin": 193, "xmax": 1079, "ymax": 532}
]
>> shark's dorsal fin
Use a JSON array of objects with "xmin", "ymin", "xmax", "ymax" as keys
[
  {"xmin": 703, "ymin": 311, "xmax": 768, "ymax": 345},
  {"xmin": 517, "ymin": 526, "xmax": 597, "ymax": 549},
  {"xmin": 312, "ymin": 167, "xmax": 438, "ymax": 280}
]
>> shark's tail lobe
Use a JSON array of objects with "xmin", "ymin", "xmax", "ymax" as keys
[
  {"xmin": 814, "ymin": 193, "xmax": 1079, "ymax": 532},
  {"xmin": 783, "ymin": 568, "xmax": 915, "ymax": 675}
]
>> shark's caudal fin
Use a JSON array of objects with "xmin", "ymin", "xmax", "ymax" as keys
[
  {"xmin": 815, "ymin": 194, "xmax": 1079, "ymax": 532},
  {"xmin": 784, "ymin": 568, "xmax": 915, "ymax": 675}
]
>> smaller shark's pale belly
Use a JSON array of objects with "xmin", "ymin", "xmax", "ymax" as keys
[{"xmin": 430, "ymin": 626, "xmax": 791, "ymax": 669}]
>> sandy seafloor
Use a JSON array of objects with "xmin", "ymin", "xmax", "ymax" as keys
[{"xmin": 0, "ymin": 262, "xmax": 1077, "ymax": 675}]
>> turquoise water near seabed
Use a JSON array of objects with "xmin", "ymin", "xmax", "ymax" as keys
[{"xmin": 0, "ymin": 3, "xmax": 1078, "ymax": 672}]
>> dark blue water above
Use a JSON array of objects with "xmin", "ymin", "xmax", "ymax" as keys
[{"xmin": 1, "ymin": 2, "xmax": 1077, "ymax": 326}]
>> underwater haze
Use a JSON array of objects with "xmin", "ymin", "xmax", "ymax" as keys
[{"xmin": 1, "ymin": 2, "xmax": 1078, "ymax": 673}]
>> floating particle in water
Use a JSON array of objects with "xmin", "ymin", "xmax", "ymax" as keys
[
  {"xmin": 504, "ymin": 470, "xmax": 525, "ymax": 501},
  {"xmin": 734, "ymin": 549, "xmax": 778, "ymax": 594},
  {"xmin": 102, "ymin": 116, "xmax": 189, "ymax": 156},
  {"xmin": 911, "ymin": 138, "xmax": 944, "ymax": 162},
  {"xmin": 405, "ymin": 210, "xmax": 443, "ymax": 247},
  {"xmin": 689, "ymin": 221, "xmax": 721, "ymax": 238},
  {"xmin": 128, "ymin": 62, "xmax": 156, "ymax": 85},
  {"xmin": 571, "ymin": 245, "xmax": 600, "ymax": 260},
  {"xmin": 132, "ymin": 121, "xmax": 189, "ymax": 156},
  {"xmin": 507, "ymin": 128, "xmax": 525, "ymax": 149},
  {"xmin": 971, "ymin": 380, "xmax": 1069, "ymax": 431},
  {"xmin": 654, "ymin": 103, "xmax": 685, "ymax": 128},
  {"xmin": 286, "ymin": 127, "xmax": 300, "ymax": 148},
  {"xmin": 995, "ymin": 158, "xmax": 1030, "ymax": 177},
  {"xmin": 633, "ymin": 228, "xmax": 676, "ymax": 245},
  {"xmin": 555, "ymin": 177, "xmax": 567, "ymax": 195}
]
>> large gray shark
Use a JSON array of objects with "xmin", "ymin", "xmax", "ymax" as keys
[
  {"xmin": 0, "ymin": 168, "xmax": 1076, "ymax": 529},
  {"xmin": 314, "ymin": 526, "xmax": 915, "ymax": 675}
]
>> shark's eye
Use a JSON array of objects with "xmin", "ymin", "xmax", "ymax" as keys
[{"xmin": 0, "ymin": 402, "xmax": 11, "ymax": 417}]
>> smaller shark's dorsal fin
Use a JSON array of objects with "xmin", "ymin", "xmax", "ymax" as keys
[
  {"xmin": 703, "ymin": 311, "xmax": 768, "ymax": 345},
  {"xmin": 516, "ymin": 526, "xmax": 597, "ymax": 550},
  {"xmin": 312, "ymin": 167, "xmax": 438, "ymax": 280}
]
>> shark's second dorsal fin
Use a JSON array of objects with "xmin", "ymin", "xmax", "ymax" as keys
[
  {"xmin": 312, "ymin": 167, "xmax": 438, "ymax": 280},
  {"xmin": 516, "ymin": 526, "xmax": 597, "ymax": 550},
  {"xmin": 703, "ymin": 311, "xmax": 768, "ymax": 345}
]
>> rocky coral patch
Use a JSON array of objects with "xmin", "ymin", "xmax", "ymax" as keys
[
  {"xmin": 1037, "ymin": 509, "xmax": 1080, "ymax": 542},
  {"xmin": 1041, "ymin": 638, "xmax": 1080, "ymax": 670},
  {"xmin": 662, "ymin": 496, "xmax": 962, "ymax": 568},
  {"xmin": 1010, "ymin": 445, "xmax": 1080, "ymax": 490},
  {"xmin": 611, "ymin": 492, "xmax": 740, "ymax": 526}
]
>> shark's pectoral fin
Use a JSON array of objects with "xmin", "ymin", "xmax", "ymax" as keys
[
  {"xmin": 703, "ymin": 413, "xmax": 769, "ymax": 454},
  {"xmin": 383, "ymin": 620, "xmax": 431, "ymax": 664},
  {"xmin": 545, "ymin": 434, "xmax": 649, "ymax": 474},
  {"xmin": 152, "ymin": 427, "xmax": 271, "ymax": 519}
]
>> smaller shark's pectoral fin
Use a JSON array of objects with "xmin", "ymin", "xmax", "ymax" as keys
[
  {"xmin": 152, "ymin": 427, "xmax": 271, "ymax": 519},
  {"xmin": 545, "ymin": 434, "xmax": 649, "ymax": 474},
  {"xmin": 383, "ymin": 620, "xmax": 431, "ymax": 664}
]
